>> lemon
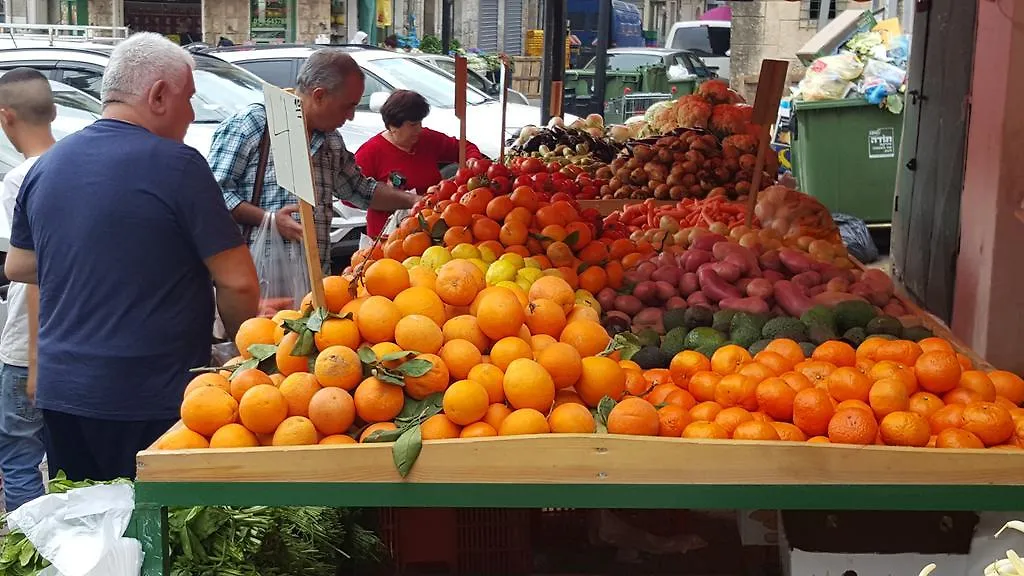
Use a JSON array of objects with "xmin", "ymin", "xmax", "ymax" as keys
[
  {"xmin": 516, "ymin": 267, "xmax": 544, "ymax": 284},
  {"xmin": 499, "ymin": 253, "xmax": 525, "ymax": 270},
  {"xmin": 402, "ymin": 256, "xmax": 422, "ymax": 269},
  {"xmin": 515, "ymin": 278, "xmax": 533, "ymax": 294},
  {"xmin": 450, "ymin": 243, "xmax": 480, "ymax": 260},
  {"xmin": 523, "ymin": 257, "xmax": 544, "ymax": 269},
  {"xmin": 420, "ymin": 245, "xmax": 452, "ymax": 270},
  {"xmin": 478, "ymin": 245, "xmax": 499, "ymax": 263},
  {"xmin": 485, "ymin": 260, "xmax": 517, "ymax": 285},
  {"xmin": 468, "ymin": 258, "xmax": 489, "ymax": 275},
  {"xmin": 575, "ymin": 289, "xmax": 601, "ymax": 314},
  {"xmin": 542, "ymin": 268, "xmax": 565, "ymax": 280}
]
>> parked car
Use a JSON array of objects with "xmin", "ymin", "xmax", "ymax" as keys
[
  {"xmin": 582, "ymin": 47, "xmax": 715, "ymax": 80},
  {"xmin": 0, "ymin": 46, "xmax": 366, "ymax": 269},
  {"xmin": 415, "ymin": 54, "xmax": 531, "ymax": 106},
  {"xmin": 205, "ymin": 44, "xmax": 575, "ymax": 160},
  {"xmin": 665, "ymin": 20, "xmax": 731, "ymax": 80}
]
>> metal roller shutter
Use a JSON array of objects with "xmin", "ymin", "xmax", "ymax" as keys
[
  {"xmin": 503, "ymin": 0, "xmax": 524, "ymax": 55},
  {"xmin": 478, "ymin": 0, "xmax": 499, "ymax": 53}
]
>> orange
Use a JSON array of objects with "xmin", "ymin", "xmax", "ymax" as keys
[
  {"xmin": 235, "ymin": 317, "xmax": 277, "ymax": 359},
  {"xmin": 929, "ymin": 403, "xmax": 965, "ymax": 434},
  {"xmin": 943, "ymin": 387, "xmax": 984, "ymax": 406},
  {"xmin": 714, "ymin": 374, "xmax": 758, "ymax": 410},
  {"xmin": 364, "ymin": 259, "xmax": 410, "ymax": 299},
  {"xmin": 394, "ymin": 314, "xmax": 444, "ymax": 354},
  {"xmin": 476, "ymin": 287, "xmax": 526, "ymax": 340},
  {"xmin": 498, "ymin": 408, "xmax": 550, "ymax": 435},
  {"xmin": 989, "ymin": 370, "xmax": 1024, "ymax": 405},
  {"xmin": 711, "ymin": 345, "xmax": 753, "ymax": 375},
  {"xmin": 766, "ymin": 339, "xmax": 806, "ymax": 369},
  {"xmin": 272, "ymin": 310, "xmax": 304, "ymax": 344},
  {"xmin": 442, "ymin": 379, "xmax": 490, "ymax": 425},
  {"xmin": 275, "ymin": 332, "xmax": 311, "ymax": 376},
  {"xmin": 403, "ymin": 353, "xmax": 451, "ymax": 400},
  {"xmin": 908, "ymin": 392, "xmax": 944, "ymax": 420},
  {"xmin": 807, "ymin": 436, "xmax": 831, "ymax": 444},
  {"xmin": 440, "ymin": 339, "xmax": 483, "ymax": 381},
  {"xmin": 314, "ymin": 345, "xmax": 363, "ymax": 390},
  {"xmin": 664, "ymin": 388, "xmax": 697, "ymax": 411},
  {"xmin": 961, "ymin": 402, "xmax": 1014, "ymax": 446},
  {"xmin": 623, "ymin": 368, "xmax": 648, "ymax": 397},
  {"xmin": 489, "ymin": 337, "xmax": 533, "ymax": 372},
  {"xmin": 443, "ymin": 226, "xmax": 473, "ymax": 246},
  {"xmin": 792, "ymin": 388, "xmax": 835, "ymax": 437},
  {"xmin": 322, "ymin": 276, "xmax": 354, "ymax": 313},
  {"xmin": 737, "ymin": 362, "xmax": 775, "ymax": 383},
  {"xmin": 917, "ymin": 337, "xmax": 955, "ymax": 354},
  {"xmin": 525, "ymin": 299, "xmax": 568, "ymax": 338},
  {"xmin": 914, "ymin": 351, "xmax": 962, "ymax": 395},
  {"xmin": 643, "ymin": 369, "xmax": 674, "ymax": 388},
  {"xmin": 875, "ymin": 340, "xmax": 923, "ymax": 366},
  {"xmin": 442, "ymin": 203, "xmax": 472, "ymax": 227},
  {"xmin": 545, "ymin": 241, "xmax": 574, "ymax": 267},
  {"xmin": 181, "ymin": 386, "xmax": 239, "ymax": 437},
  {"xmin": 827, "ymin": 408, "xmax": 878, "ymax": 445},
  {"xmin": 486, "ymin": 195, "xmax": 514, "ymax": 220},
  {"xmin": 503, "ymin": 358, "xmax": 556, "ymax": 413},
  {"xmin": 656, "ymin": 404, "xmax": 692, "ymax": 437},
  {"xmin": 812, "ymin": 341, "xmax": 856, "ymax": 367},
  {"xmin": 879, "ymin": 411, "xmax": 931, "ymax": 447},
  {"xmin": 836, "ymin": 399, "xmax": 873, "ymax": 414},
  {"xmin": 483, "ymin": 403, "xmax": 513, "ymax": 430},
  {"xmin": 371, "ymin": 342, "xmax": 404, "ymax": 368},
  {"xmin": 435, "ymin": 260, "xmax": 485, "ymax": 306},
  {"xmin": 359, "ymin": 422, "xmax": 398, "ymax": 442},
  {"xmin": 578, "ymin": 266, "xmax": 607, "ymax": 294},
  {"xmin": 779, "ymin": 371, "xmax": 813, "ymax": 392},
  {"xmin": 499, "ymin": 220, "xmax": 529, "ymax": 246},
  {"xmin": 355, "ymin": 295, "xmax": 402, "ymax": 344},
  {"xmin": 408, "ymin": 266, "xmax": 437, "ymax": 289},
  {"xmin": 690, "ymin": 401, "xmax": 723, "ymax": 422},
  {"xmin": 827, "ymin": 367, "xmax": 873, "ymax": 403},
  {"xmin": 771, "ymin": 422, "xmax": 808, "ymax": 442},
  {"xmin": 320, "ymin": 434, "xmax": 357, "ymax": 445},
  {"xmin": 383, "ymin": 239, "xmax": 406, "ymax": 261},
  {"xmin": 868, "ymin": 360, "xmax": 918, "ymax": 395},
  {"xmin": 714, "ymin": 406, "xmax": 754, "ymax": 435},
  {"xmin": 607, "ymin": 397, "xmax": 660, "ymax": 436},
  {"xmin": 393, "ymin": 286, "xmax": 447, "ymax": 327},
  {"xmin": 935, "ymin": 428, "xmax": 984, "ymax": 449},
  {"xmin": 468, "ymin": 363, "xmax": 505, "ymax": 404},
  {"xmin": 536, "ymin": 342, "xmax": 583, "ymax": 389},
  {"xmin": 314, "ymin": 317, "xmax": 361, "ymax": 351},
  {"xmin": 402, "ymin": 231, "xmax": 432, "ymax": 257},
  {"xmin": 959, "ymin": 371, "xmax": 997, "ymax": 402},
  {"xmin": 156, "ymin": 427, "xmax": 210, "ymax": 450},
  {"xmin": 209, "ymin": 423, "xmax": 259, "ymax": 449},
  {"xmin": 460, "ymin": 421, "xmax": 498, "ymax": 438},
  {"xmin": 644, "ymin": 383, "xmax": 680, "ymax": 405},
  {"xmin": 531, "ymin": 334, "xmax": 558, "ymax": 352},
  {"xmin": 272, "ymin": 416, "xmax": 319, "ymax": 446},
  {"xmin": 528, "ymin": 276, "xmax": 575, "ymax": 312},
  {"xmin": 238, "ymin": 384, "xmax": 288, "ymax": 435},
  {"xmin": 669, "ymin": 350, "xmax": 711, "ymax": 387},
  {"xmin": 353, "ymin": 376, "xmax": 405, "ymax": 423},
  {"xmin": 794, "ymin": 360, "xmax": 836, "ymax": 388},
  {"xmin": 227, "ymin": 369, "xmax": 273, "ymax": 403},
  {"xmin": 755, "ymin": 377, "xmax": 797, "ymax": 421},
  {"xmin": 548, "ymin": 402, "xmax": 597, "ymax": 433},
  {"xmin": 185, "ymin": 372, "xmax": 232, "ymax": 399},
  {"xmin": 867, "ymin": 378, "xmax": 910, "ymax": 418},
  {"xmin": 733, "ymin": 420, "xmax": 781, "ymax": 441},
  {"xmin": 576, "ymin": 356, "xmax": 627, "ymax": 407},
  {"xmin": 752, "ymin": 351, "xmax": 790, "ymax": 376},
  {"xmin": 278, "ymin": 372, "xmax": 322, "ymax": 418},
  {"xmin": 421, "ymin": 413, "xmax": 462, "ymax": 439},
  {"xmin": 688, "ymin": 371, "xmax": 721, "ymax": 402},
  {"xmin": 472, "ymin": 217, "xmax": 501, "ymax": 242},
  {"xmin": 682, "ymin": 421, "xmax": 729, "ymax": 439},
  {"xmin": 307, "ymin": 387, "xmax": 356, "ymax": 436},
  {"xmin": 554, "ymin": 389, "xmax": 585, "ymax": 407},
  {"xmin": 442, "ymin": 315, "xmax": 490, "ymax": 352},
  {"xmin": 957, "ymin": 353, "xmax": 974, "ymax": 371}
]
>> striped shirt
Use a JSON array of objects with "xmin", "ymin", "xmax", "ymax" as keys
[{"xmin": 208, "ymin": 103, "xmax": 377, "ymax": 270}]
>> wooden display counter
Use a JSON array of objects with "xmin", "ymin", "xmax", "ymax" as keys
[{"xmin": 131, "ymin": 435, "xmax": 1024, "ymax": 576}]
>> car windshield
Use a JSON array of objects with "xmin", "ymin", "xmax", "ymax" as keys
[
  {"xmin": 670, "ymin": 26, "xmax": 730, "ymax": 58},
  {"xmin": 190, "ymin": 56, "xmax": 266, "ymax": 122},
  {"xmin": 585, "ymin": 53, "xmax": 662, "ymax": 71},
  {"xmin": 370, "ymin": 57, "xmax": 489, "ymax": 107},
  {"xmin": 50, "ymin": 91, "xmax": 101, "ymax": 136}
]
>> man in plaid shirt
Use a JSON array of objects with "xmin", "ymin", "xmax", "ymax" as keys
[{"xmin": 208, "ymin": 49, "xmax": 417, "ymax": 272}]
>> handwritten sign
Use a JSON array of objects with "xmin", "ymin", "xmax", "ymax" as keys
[{"xmin": 263, "ymin": 83, "xmax": 315, "ymax": 205}]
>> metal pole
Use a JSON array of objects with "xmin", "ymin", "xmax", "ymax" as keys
[
  {"xmin": 817, "ymin": 0, "xmax": 832, "ymax": 31},
  {"xmin": 591, "ymin": 0, "xmax": 611, "ymax": 116},
  {"xmin": 902, "ymin": 0, "xmax": 914, "ymax": 36},
  {"xmin": 441, "ymin": 0, "xmax": 451, "ymax": 53},
  {"xmin": 540, "ymin": 0, "xmax": 556, "ymax": 125}
]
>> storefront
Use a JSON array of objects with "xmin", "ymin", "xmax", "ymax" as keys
[
  {"xmin": 124, "ymin": 0, "xmax": 201, "ymax": 44},
  {"xmin": 249, "ymin": 0, "xmax": 294, "ymax": 43}
]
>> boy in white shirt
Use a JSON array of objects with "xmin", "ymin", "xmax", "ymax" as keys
[{"xmin": 0, "ymin": 68, "xmax": 54, "ymax": 510}]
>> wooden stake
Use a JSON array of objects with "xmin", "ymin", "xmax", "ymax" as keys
[
  {"xmin": 745, "ymin": 59, "xmax": 790, "ymax": 227},
  {"xmin": 498, "ymin": 63, "xmax": 510, "ymax": 165},
  {"xmin": 455, "ymin": 55, "xmax": 468, "ymax": 167},
  {"xmin": 550, "ymin": 80, "xmax": 564, "ymax": 118},
  {"xmin": 299, "ymin": 200, "xmax": 326, "ymax": 309}
]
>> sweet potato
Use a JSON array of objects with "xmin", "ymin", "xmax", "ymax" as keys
[
  {"xmin": 697, "ymin": 267, "xmax": 742, "ymax": 303},
  {"xmin": 861, "ymin": 269, "xmax": 894, "ymax": 295},
  {"xmin": 759, "ymin": 249, "xmax": 783, "ymax": 271},
  {"xmin": 736, "ymin": 277, "xmax": 754, "ymax": 294},
  {"xmin": 807, "ymin": 285, "xmax": 827, "ymax": 298},
  {"xmin": 678, "ymin": 272, "xmax": 700, "ymax": 296},
  {"xmin": 719, "ymin": 297, "xmax": 770, "ymax": 315},
  {"xmin": 884, "ymin": 301, "xmax": 908, "ymax": 317},
  {"xmin": 681, "ymin": 249, "xmax": 715, "ymax": 273},
  {"xmin": 774, "ymin": 280, "xmax": 815, "ymax": 317},
  {"xmin": 821, "ymin": 268, "xmax": 854, "ymax": 284},
  {"xmin": 691, "ymin": 233, "xmax": 728, "ymax": 252},
  {"xmin": 713, "ymin": 243, "xmax": 761, "ymax": 277},
  {"xmin": 686, "ymin": 291, "xmax": 711, "ymax": 307},
  {"xmin": 745, "ymin": 278, "xmax": 774, "ymax": 300},
  {"xmin": 791, "ymin": 271, "xmax": 822, "ymax": 290},
  {"xmin": 706, "ymin": 261, "xmax": 742, "ymax": 284},
  {"xmin": 778, "ymin": 248, "xmax": 815, "ymax": 275},
  {"xmin": 761, "ymin": 269, "xmax": 785, "ymax": 284},
  {"xmin": 825, "ymin": 277, "xmax": 850, "ymax": 293}
]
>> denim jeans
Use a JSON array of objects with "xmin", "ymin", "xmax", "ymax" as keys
[{"xmin": 0, "ymin": 363, "xmax": 45, "ymax": 511}]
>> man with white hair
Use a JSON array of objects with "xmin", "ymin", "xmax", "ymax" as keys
[{"xmin": 5, "ymin": 33, "xmax": 259, "ymax": 481}]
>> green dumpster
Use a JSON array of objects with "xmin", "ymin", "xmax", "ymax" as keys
[
  {"xmin": 790, "ymin": 98, "xmax": 903, "ymax": 223},
  {"xmin": 640, "ymin": 64, "xmax": 699, "ymax": 96}
]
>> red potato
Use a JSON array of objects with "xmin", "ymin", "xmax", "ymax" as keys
[
  {"xmin": 791, "ymin": 271, "xmax": 823, "ymax": 290},
  {"xmin": 678, "ymin": 272, "xmax": 700, "ymax": 296},
  {"xmin": 861, "ymin": 269, "xmax": 895, "ymax": 294},
  {"xmin": 884, "ymin": 302, "xmax": 908, "ymax": 317},
  {"xmin": 614, "ymin": 295, "xmax": 644, "ymax": 316},
  {"xmin": 655, "ymin": 281, "xmax": 678, "ymax": 303},
  {"xmin": 759, "ymin": 249, "xmax": 783, "ymax": 271},
  {"xmin": 697, "ymin": 267, "xmax": 742, "ymax": 303},
  {"xmin": 624, "ymin": 269, "xmax": 649, "ymax": 284},
  {"xmin": 636, "ymin": 261, "xmax": 658, "ymax": 278},
  {"xmin": 807, "ymin": 285, "xmax": 827, "ymax": 298},
  {"xmin": 707, "ymin": 261, "xmax": 742, "ymax": 284},
  {"xmin": 652, "ymin": 266, "xmax": 682, "ymax": 285},
  {"xmin": 745, "ymin": 278, "xmax": 774, "ymax": 300},
  {"xmin": 597, "ymin": 287, "xmax": 618, "ymax": 312},
  {"xmin": 718, "ymin": 297, "xmax": 770, "ymax": 315},
  {"xmin": 868, "ymin": 290, "xmax": 891, "ymax": 307},
  {"xmin": 681, "ymin": 249, "xmax": 715, "ymax": 273},
  {"xmin": 665, "ymin": 296, "xmax": 688, "ymax": 310},
  {"xmin": 821, "ymin": 268, "xmax": 855, "ymax": 284},
  {"xmin": 848, "ymin": 282, "xmax": 873, "ymax": 299},
  {"xmin": 713, "ymin": 243, "xmax": 761, "ymax": 277},
  {"xmin": 691, "ymin": 233, "xmax": 728, "ymax": 252},
  {"xmin": 812, "ymin": 292, "xmax": 867, "ymax": 307},
  {"xmin": 605, "ymin": 311, "xmax": 631, "ymax": 324},
  {"xmin": 687, "ymin": 291, "xmax": 711, "ymax": 307},
  {"xmin": 633, "ymin": 308, "xmax": 665, "ymax": 334},
  {"xmin": 761, "ymin": 269, "xmax": 785, "ymax": 284},
  {"xmin": 774, "ymin": 280, "xmax": 816, "ymax": 317},
  {"xmin": 778, "ymin": 248, "xmax": 815, "ymax": 275}
]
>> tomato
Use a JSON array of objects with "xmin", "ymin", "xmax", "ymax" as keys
[
  {"xmin": 468, "ymin": 157, "xmax": 491, "ymax": 173},
  {"xmin": 577, "ymin": 185, "xmax": 598, "ymax": 199},
  {"xmin": 550, "ymin": 192, "xmax": 573, "ymax": 204},
  {"xmin": 455, "ymin": 167, "xmax": 475, "ymax": 185},
  {"xmin": 550, "ymin": 171, "xmax": 568, "ymax": 183},
  {"xmin": 532, "ymin": 172, "xmax": 550, "ymax": 188},
  {"xmin": 485, "ymin": 163, "xmax": 508, "ymax": 180},
  {"xmin": 437, "ymin": 180, "xmax": 458, "ymax": 200},
  {"xmin": 452, "ymin": 184, "xmax": 469, "ymax": 203},
  {"xmin": 466, "ymin": 176, "xmax": 487, "ymax": 191},
  {"xmin": 514, "ymin": 174, "xmax": 533, "ymax": 189},
  {"xmin": 521, "ymin": 157, "xmax": 545, "ymax": 174},
  {"xmin": 575, "ymin": 175, "xmax": 593, "ymax": 188},
  {"xmin": 546, "ymin": 161, "xmax": 563, "ymax": 173},
  {"xmin": 489, "ymin": 175, "xmax": 512, "ymax": 195},
  {"xmin": 554, "ymin": 179, "xmax": 578, "ymax": 196}
]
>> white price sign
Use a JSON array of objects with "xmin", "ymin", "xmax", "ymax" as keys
[{"xmin": 263, "ymin": 83, "xmax": 315, "ymax": 205}]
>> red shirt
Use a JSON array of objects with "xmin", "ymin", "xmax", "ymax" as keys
[{"xmin": 355, "ymin": 128, "xmax": 482, "ymax": 237}]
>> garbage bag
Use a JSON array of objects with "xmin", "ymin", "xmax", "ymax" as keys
[
  {"xmin": 832, "ymin": 212, "xmax": 880, "ymax": 264},
  {"xmin": 805, "ymin": 53, "xmax": 865, "ymax": 82},
  {"xmin": 7, "ymin": 484, "xmax": 141, "ymax": 576},
  {"xmin": 250, "ymin": 212, "xmax": 310, "ymax": 317}
]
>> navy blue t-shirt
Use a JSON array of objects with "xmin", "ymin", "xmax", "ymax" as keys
[{"xmin": 11, "ymin": 119, "xmax": 244, "ymax": 421}]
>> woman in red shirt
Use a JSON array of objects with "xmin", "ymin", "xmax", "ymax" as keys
[{"xmin": 355, "ymin": 90, "xmax": 483, "ymax": 237}]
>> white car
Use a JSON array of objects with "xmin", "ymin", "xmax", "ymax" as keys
[
  {"xmin": 207, "ymin": 45, "xmax": 575, "ymax": 159},
  {"xmin": 665, "ymin": 20, "xmax": 731, "ymax": 80},
  {"xmin": 414, "ymin": 53, "xmax": 531, "ymax": 106}
]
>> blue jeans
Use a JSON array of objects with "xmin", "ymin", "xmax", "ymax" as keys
[{"xmin": 0, "ymin": 364, "xmax": 45, "ymax": 511}]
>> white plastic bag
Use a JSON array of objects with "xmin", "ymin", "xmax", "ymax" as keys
[
  {"xmin": 250, "ymin": 212, "xmax": 310, "ymax": 317},
  {"xmin": 7, "ymin": 484, "xmax": 141, "ymax": 576}
]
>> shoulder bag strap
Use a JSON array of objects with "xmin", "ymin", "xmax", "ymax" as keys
[{"xmin": 242, "ymin": 121, "xmax": 271, "ymax": 239}]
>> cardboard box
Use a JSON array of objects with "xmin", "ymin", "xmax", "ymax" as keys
[{"xmin": 797, "ymin": 9, "xmax": 878, "ymax": 66}]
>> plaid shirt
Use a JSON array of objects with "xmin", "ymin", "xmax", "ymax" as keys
[{"xmin": 208, "ymin": 103, "xmax": 377, "ymax": 270}]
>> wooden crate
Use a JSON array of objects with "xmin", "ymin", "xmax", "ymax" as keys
[{"xmin": 511, "ymin": 56, "xmax": 542, "ymax": 99}]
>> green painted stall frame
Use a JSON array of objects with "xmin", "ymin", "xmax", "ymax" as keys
[{"xmin": 129, "ymin": 433, "xmax": 1024, "ymax": 576}]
